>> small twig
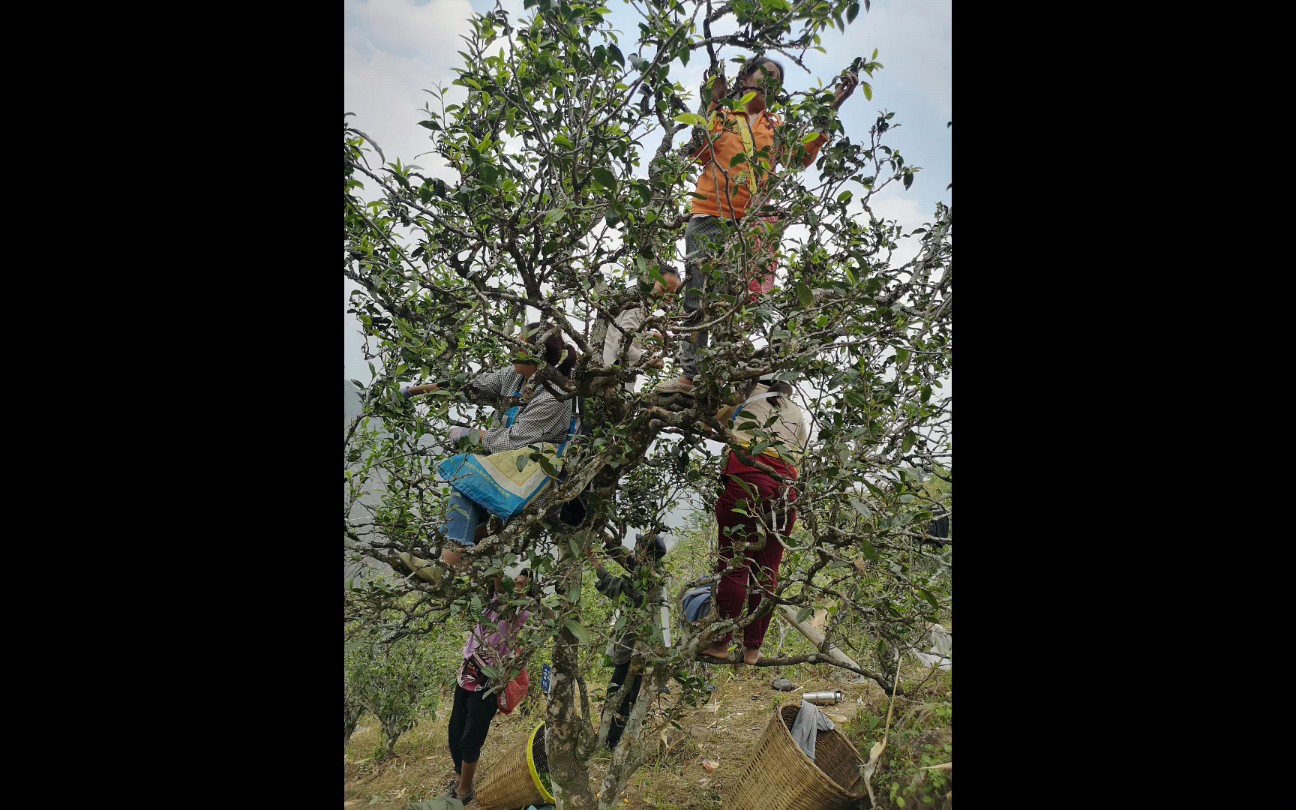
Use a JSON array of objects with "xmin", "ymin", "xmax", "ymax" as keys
[{"xmin": 853, "ymin": 649, "xmax": 903, "ymax": 801}]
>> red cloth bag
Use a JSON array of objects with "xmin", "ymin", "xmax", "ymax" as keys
[{"xmin": 497, "ymin": 666, "xmax": 530, "ymax": 714}]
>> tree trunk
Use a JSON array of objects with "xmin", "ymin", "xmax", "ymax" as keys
[
  {"xmin": 777, "ymin": 604, "xmax": 862, "ymax": 669},
  {"xmin": 543, "ymin": 549, "xmax": 599, "ymax": 808},
  {"xmin": 383, "ymin": 723, "xmax": 398, "ymax": 759},
  {"xmin": 344, "ymin": 697, "xmax": 365, "ymax": 746},
  {"xmin": 596, "ymin": 663, "xmax": 666, "ymax": 809},
  {"xmin": 545, "ymin": 628, "xmax": 599, "ymax": 809}
]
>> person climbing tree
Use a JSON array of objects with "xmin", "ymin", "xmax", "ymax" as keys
[
  {"xmin": 398, "ymin": 323, "xmax": 579, "ymax": 585},
  {"xmin": 655, "ymin": 55, "xmax": 860, "ymax": 396},
  {"xmin": 600, "ymin": 263, "xmax": 682, "ymax": 392},
  {"xmin": 587, "ymin": 532, "xmax": 671, "ymax": 749},
  {"xmin": 443, "ymin": 570, "xmax": 535, "ymax": 804},
  {"xmin": 701, "ymin": 376, "xmax": 809, "ymax": 665}
]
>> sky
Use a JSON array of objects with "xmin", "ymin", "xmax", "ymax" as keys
[{"xmin": 344, "ymin": 0, "xmax": 952, "ymax": 386}]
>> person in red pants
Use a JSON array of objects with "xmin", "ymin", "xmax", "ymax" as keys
[{"xmin": 701, "ymin": 377, "xmax": 809, "ymax": 665}]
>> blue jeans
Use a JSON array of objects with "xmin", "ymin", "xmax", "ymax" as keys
[{"xmin": 443, "ymin": 490, "xmax": 487, "ymax": 547}]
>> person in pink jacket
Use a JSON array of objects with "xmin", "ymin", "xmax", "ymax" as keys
[{"xmin": 444, "ymin": 569, "xmax": 534, "ymax": 804}]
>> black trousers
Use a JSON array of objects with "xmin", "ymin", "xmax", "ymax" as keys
[
  {"xmin": 606, "ymin": 661, "xmax": 643, "ymax": 749},
  {"xmin": 448, "ymin": 682, "xmax": 499, "ymax": 771}
]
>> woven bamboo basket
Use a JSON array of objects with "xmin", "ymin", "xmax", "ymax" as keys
[
  {"xmin": 475, "ymin": 721, "xmax": 555, "ymax": 810},
  {"xmin": 721, "ymin": 704, "xmax": 866, "ymax": 810}
]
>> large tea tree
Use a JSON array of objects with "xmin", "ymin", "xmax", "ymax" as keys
[{"xmin": 345, "ymin": 1, "xmax": 951, "ymax": 807}]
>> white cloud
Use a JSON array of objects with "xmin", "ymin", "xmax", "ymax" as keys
[
  {"xmin": 868, "ymin": 185, "xmax": 932, "ymax": 265},
  {"xmin": 346, "ymin": 0, "xmax": 476, "ymax": 61},
  {"xmin": 345, "ymin": 0, "xmax": 477, "ymax": 179},
  {"xmin": 344, "ymin": 0, "xmax": 951, "ymax": 383},
  {"xmin": 820, "ymin": 0, "xmax": 951, "ymax": 121},
  {"xmin": 808, "ymin": 0, "xmax": 951, "ymax": 209}
]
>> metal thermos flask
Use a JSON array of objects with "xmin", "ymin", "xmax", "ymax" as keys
[{"xmin": 802, "ymin": 690, "xmax": 845, "ymax": 705}]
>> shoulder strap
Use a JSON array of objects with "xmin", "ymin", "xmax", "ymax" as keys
[
  {"xmin": 707, "ymin": 109, "xmax": 760, "ymax": 194},
  {"xmin": 556, "ymin": 396, "xmax": 582, "ymax": 457},
  {"xmin": 731, "ymin": 390, "xmax": 781, "ymax": 423},
  {"xmin": 733, "ymin": 113, "xmax": 759, "ymax": 193},
  {"xmin": 503, "ymin": 380, "xmax": 526, "ymax": 428}
]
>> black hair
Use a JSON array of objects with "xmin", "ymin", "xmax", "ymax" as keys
[
  {"xmin": 748, "ymin": 376, "xmax": 795, "ymax": 408},
  {"xmin": 524, "ymin": 322, "xmax": 578, "ymax": 377},
  {"xmin": 633, "ymin": 262, "xmax": 680, "ymax": 297},
  {"xmin": 492, "ymin": 568, "xmax": 538, "ymax": 610},
  {"xmin": 738, "ymin": 56, "xmax": 786, "ymax": 88},
  {"xmin": 503, "ymin": 567, "xmax": 539, "ymax": 599},
  {"xmin": 522, "ymin": 568, "xmax": 541, "ymax": 599},
  {"xmin": 636, "ymin": 532, "xmax": 670, "ymax": 564}
]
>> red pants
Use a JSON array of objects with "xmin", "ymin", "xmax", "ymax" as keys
[{"xmin": 714, "ymin": 468, "xmax": 798, "ymax": 650}]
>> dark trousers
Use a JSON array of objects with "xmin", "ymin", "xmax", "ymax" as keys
[
  {"xmin": 679, "ymin": 215, "xmax": 736, "ymax": 381},
  {"xmin": 448, "ymin": 682, "xmax": 499, "ymax": 771},
  {"xmin": 605, "ymin": 661, "xmax": 643, "ymax": 749}
]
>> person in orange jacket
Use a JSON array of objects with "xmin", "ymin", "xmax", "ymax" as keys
[{"xmin": 656, "ymin": 56, "xmax": 860, "ymax": 395}]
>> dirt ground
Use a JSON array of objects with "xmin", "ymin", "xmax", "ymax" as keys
[{"xmin": 344, "ymin": 660, "xmax": 917, "ymax": 810}]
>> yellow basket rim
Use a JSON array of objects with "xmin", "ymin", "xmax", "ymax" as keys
[{"xmin": 524, "ymin": 721, "xmax": 554, "ymax": 804}]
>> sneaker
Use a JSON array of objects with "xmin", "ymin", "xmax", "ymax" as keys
[{"xmin": 653, "ymin": 377, "xmax": 695, "ymax": 395}]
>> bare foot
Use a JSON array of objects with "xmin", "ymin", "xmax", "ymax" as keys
[
  {"xmin": 700, "ymin": 643, "xmax": 732, "ymax": 662},
  {"xmin": 440, "ymin": 547, "xmax": 465, "ymax": 568},
  {"xmin": 742, "ymin": 647, "xmax": 763, "ymax": 665}
]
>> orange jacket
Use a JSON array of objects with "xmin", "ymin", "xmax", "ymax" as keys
[{"xmin": 689, "ymin": 107, "xmax": 827, "ymax": 220}]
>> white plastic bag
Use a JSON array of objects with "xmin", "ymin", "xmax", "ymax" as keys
[{"xmin": 911, "ymin": 623, "xmax": 951, "ymax": 669}]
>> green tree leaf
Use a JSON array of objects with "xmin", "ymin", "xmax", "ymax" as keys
[
  {"xmin": 591, "ymin": 166, "xmax": 618, "ymax": 191},
  {"xmin": 796, "ymin": 282, "xmax": 814, "ymax": 308},
  {"xmin": 565, "ymin": 620, "xmax": 589, "ymax": 645}
]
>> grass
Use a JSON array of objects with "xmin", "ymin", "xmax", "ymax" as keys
[
  {"xmin": 346, "ymin": 647, "xmax": 950, "ymax": 809},
  {"xmin": 839, "ymin": 664, "xmax": 952, "ymax": 810}
]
